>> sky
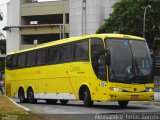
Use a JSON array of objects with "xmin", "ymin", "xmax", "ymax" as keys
[{"xmin": 0, "ymin": 0, "xmax": 56, "ymax": 38}]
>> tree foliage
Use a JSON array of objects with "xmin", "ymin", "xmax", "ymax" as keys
[
  {"xmin": 97, "ymin": 0, "xmax": 160, "ymax": 47},
  {"xmin": 0, "ymin": 10, "xmax": 3, "ymax": 21},
  {"xmin": 0, "ymin": 11, "xmax": 5, "ymax": 54},
  {"xmin": 0, "ymin": 40, "xmax": 6, "ymax": 54},
  {"xmin": 0, "ymin": 15, "xmax": 2, "ymax": 21}
]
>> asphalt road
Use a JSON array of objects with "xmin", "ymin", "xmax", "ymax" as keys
[{"xmin": 13, "ymin": 99, "xmax": 160, "ymax": 120}]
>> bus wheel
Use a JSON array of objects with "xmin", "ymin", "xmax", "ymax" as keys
[
  {"xmin": 118, "ymin": 101, "xmax": 128, "ymax": 108},
  {"xmin": 60, "ymin": 100, "xmax": 68, "ymax": 105},
  {"xmin": 18, "ymin": 87, "xmax": 26, "ymax": 103},
  {"xmin": 27, "ymin": 87, "xmax": 37, "ymax": 104},
  {"xmin": 83, "ymin": 88, "xmax": 93, "ymax": 107},
  {"xmin": 46, "ymin": 99, "xmax": 58, "ymax": 104}
]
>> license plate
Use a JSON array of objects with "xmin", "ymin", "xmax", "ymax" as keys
[{"xmin": 131, "ymin": 95, "xmax": 139, "ymax": 99}]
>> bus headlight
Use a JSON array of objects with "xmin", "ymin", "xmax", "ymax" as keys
[
  {"xmin": 109, "ymin": 87, "xmax": 123, "ymax": 92},
  {"xmin": 146, "ymin": 87, "xmax": 154, "ymax": 92}
]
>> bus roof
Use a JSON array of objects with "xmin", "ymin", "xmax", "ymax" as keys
[{"xmin": 7, "ymin": 33, "xmax": 145, "ymax": 55}]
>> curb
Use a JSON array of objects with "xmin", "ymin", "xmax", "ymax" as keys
[
  {"xmin": 4, "ymin": 95, "xmax": 30, "ymax": 112},
  {"xmin": 133, "ymin": 101, "xmax": 160, "ymax": 106},
  {"xmin": 151, "ymin": 100, "xmax": 160, "ymax": 105}
]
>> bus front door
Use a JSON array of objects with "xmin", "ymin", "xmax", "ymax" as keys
[{"xmin": 96, "ymin": 55, "xmax": 108, "ymax": 101}]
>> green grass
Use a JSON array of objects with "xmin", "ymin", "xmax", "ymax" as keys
[{"xmin": 0, "ymin": 95, "xmax": 28, "ymax": 114}]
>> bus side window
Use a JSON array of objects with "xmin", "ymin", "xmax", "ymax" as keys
[
  {"xmin": 91, "ymin": 38, "xmax": 106, "ymax": 81},
  {"xmin": 75, "ymin": 40, "xmax": 89, "ymax": 61},
  {"xmin": 48, "ymin": 46, "xmax": 60, "ymax": 64},
  {"xmin": 26, "ymin": 51, "xmax": 36, "ymax": 67},
  {"xmin": 12, "ymin": 55, "xmax": 18, "ymax": 69},
  {"xmin": 6, "ymin": 55, "xmax": 13, "ymax": 69},
  {"xmin": 18, "ymin": 53, "xmax": 26, "ymax": 68},
  {"xmin": 61, "ymin": 43, "xmax": 75, "ymax": 62},
  {"xmin": 37, "ymin": 48, "xmax": 48, "ymax": 65}
]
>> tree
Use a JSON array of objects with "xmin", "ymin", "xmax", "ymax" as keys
[
  {"xmin": 0, "ymin": 10, "xmax": 3, "ymax": 21},
  {"xmin": 0, "ymin": 10, "xmax": 5, "ymax": 54},
  {"xmin": 96, "ymin": 0, "xmax": 160, "ymax": 47},
  {"xmin": 0, "ymin": 40, "xmax": 6, "ymax": 54},
  {"xmin": 0, "ymin": 10, "xmax": 5, "ymax": 76}
]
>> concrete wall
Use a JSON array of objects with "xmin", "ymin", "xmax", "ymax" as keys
[
  {"xmin": 69, "ymin": 0, "xmax": 119, "ymax": 37},
  {"xmin": 20, "ymin": 24, "xmax": 69, "ymax": 35},
  {"xmin": 6, "ymin": 0, "xmax": 119, "ymax": 53},
  {"xmin": 6, "ymin": 0, "xmax": 20, "ymax": 53},
  {"xmin": 20, "ymin": 44, "xmax": 38, "ymax": 50},
  {"xmin": 21, "ymin": 1, "xmax": 69, "ymax": 16},
  {"xmin": 6, "ymin": 0, "xmax": 69, "ymax": 53}
]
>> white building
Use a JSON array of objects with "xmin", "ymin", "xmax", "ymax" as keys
[
  {"xmin": 6, "ymin": 0, "xmax": 21, "ymax": 53},
  {"xmin": 5, "ymin": 0, "xmax": 119, "ymax": 53},
  {"xmin": 5, "ymin": 0, "xmax": 69, "ymax": 53},
  {"xmin": 70, "ymin": 0, "xmax": 119, "ymax": 37}
]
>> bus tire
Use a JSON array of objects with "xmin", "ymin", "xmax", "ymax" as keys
[
  {"xmin": 83, "ymin": 88, "xmax": 93, "ymax": 107},
  {"xmin": 46, "ymin": 99, "xmax": 58, "ymax": 104},
  {"xmin": 27, "ymin": 87, "xmax": 37, "ymax": 104},
  {"xmin": 18, "ymin": 87, "xmax": 26, "ymax": 103},
  {"xmin": 118, "ymin": 101, "xmax": 128, "ymax": 108},
  {"xmin": 60, "ymin": 100, "xmax": 68, "ymax": 105}
]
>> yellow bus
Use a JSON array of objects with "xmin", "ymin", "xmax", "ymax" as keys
[{"xmin": 5, "ymin": 34, "xmax": 154, "ymax": 107}]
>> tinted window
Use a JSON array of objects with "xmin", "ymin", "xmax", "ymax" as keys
[
  {"xmin": 6, "ymin": 55, "xmax": 13, "ymax": 69},
  {"xmin": 61, "ymin": 43, "xmax": 75, "ymax": 62},
  {"xmin": 26, "ymin": 51, "xmax": 36, "ymax": 66},
  {"xmin": 18, "ymin": 53, "xmax": 26, "ymax": 67},
  {"xmin": 48, "ymin": 46, "xmax": 60, "ymax": 63},
  {"xmin": 91, "ymin": 38, "xmax": 104, "ymax": 59},
  {"xmin": 37, "ymin": 48, "xmax": 48, "ymax": 65},
  {"xmin": 12, "ymin": 55, "xmax": 18, "ymax": 68},
  {"xmin": 105, "ymin": 39, "xmax": 153, "ymax": 83},
  {"xmin": 75, "ymin": 40, "xmax": 89, "ymax": 60},
  {"xmin": 91, "ymin": 38, "xmax": 106, "ymax": 80}
]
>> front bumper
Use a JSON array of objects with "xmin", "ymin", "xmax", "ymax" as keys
[{"xmin": 108, "ymin": 91, "xmax": 154, "ymax": 101}]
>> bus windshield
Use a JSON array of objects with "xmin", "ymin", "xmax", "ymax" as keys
[{"xmin": 105, "ymin": 38, "xmax": 153, "ymax": 84}]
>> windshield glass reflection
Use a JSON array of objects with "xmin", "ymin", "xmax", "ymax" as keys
[{"xmin": 105, "ymin": 39, "xmax": 153, "ymax": 84}]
